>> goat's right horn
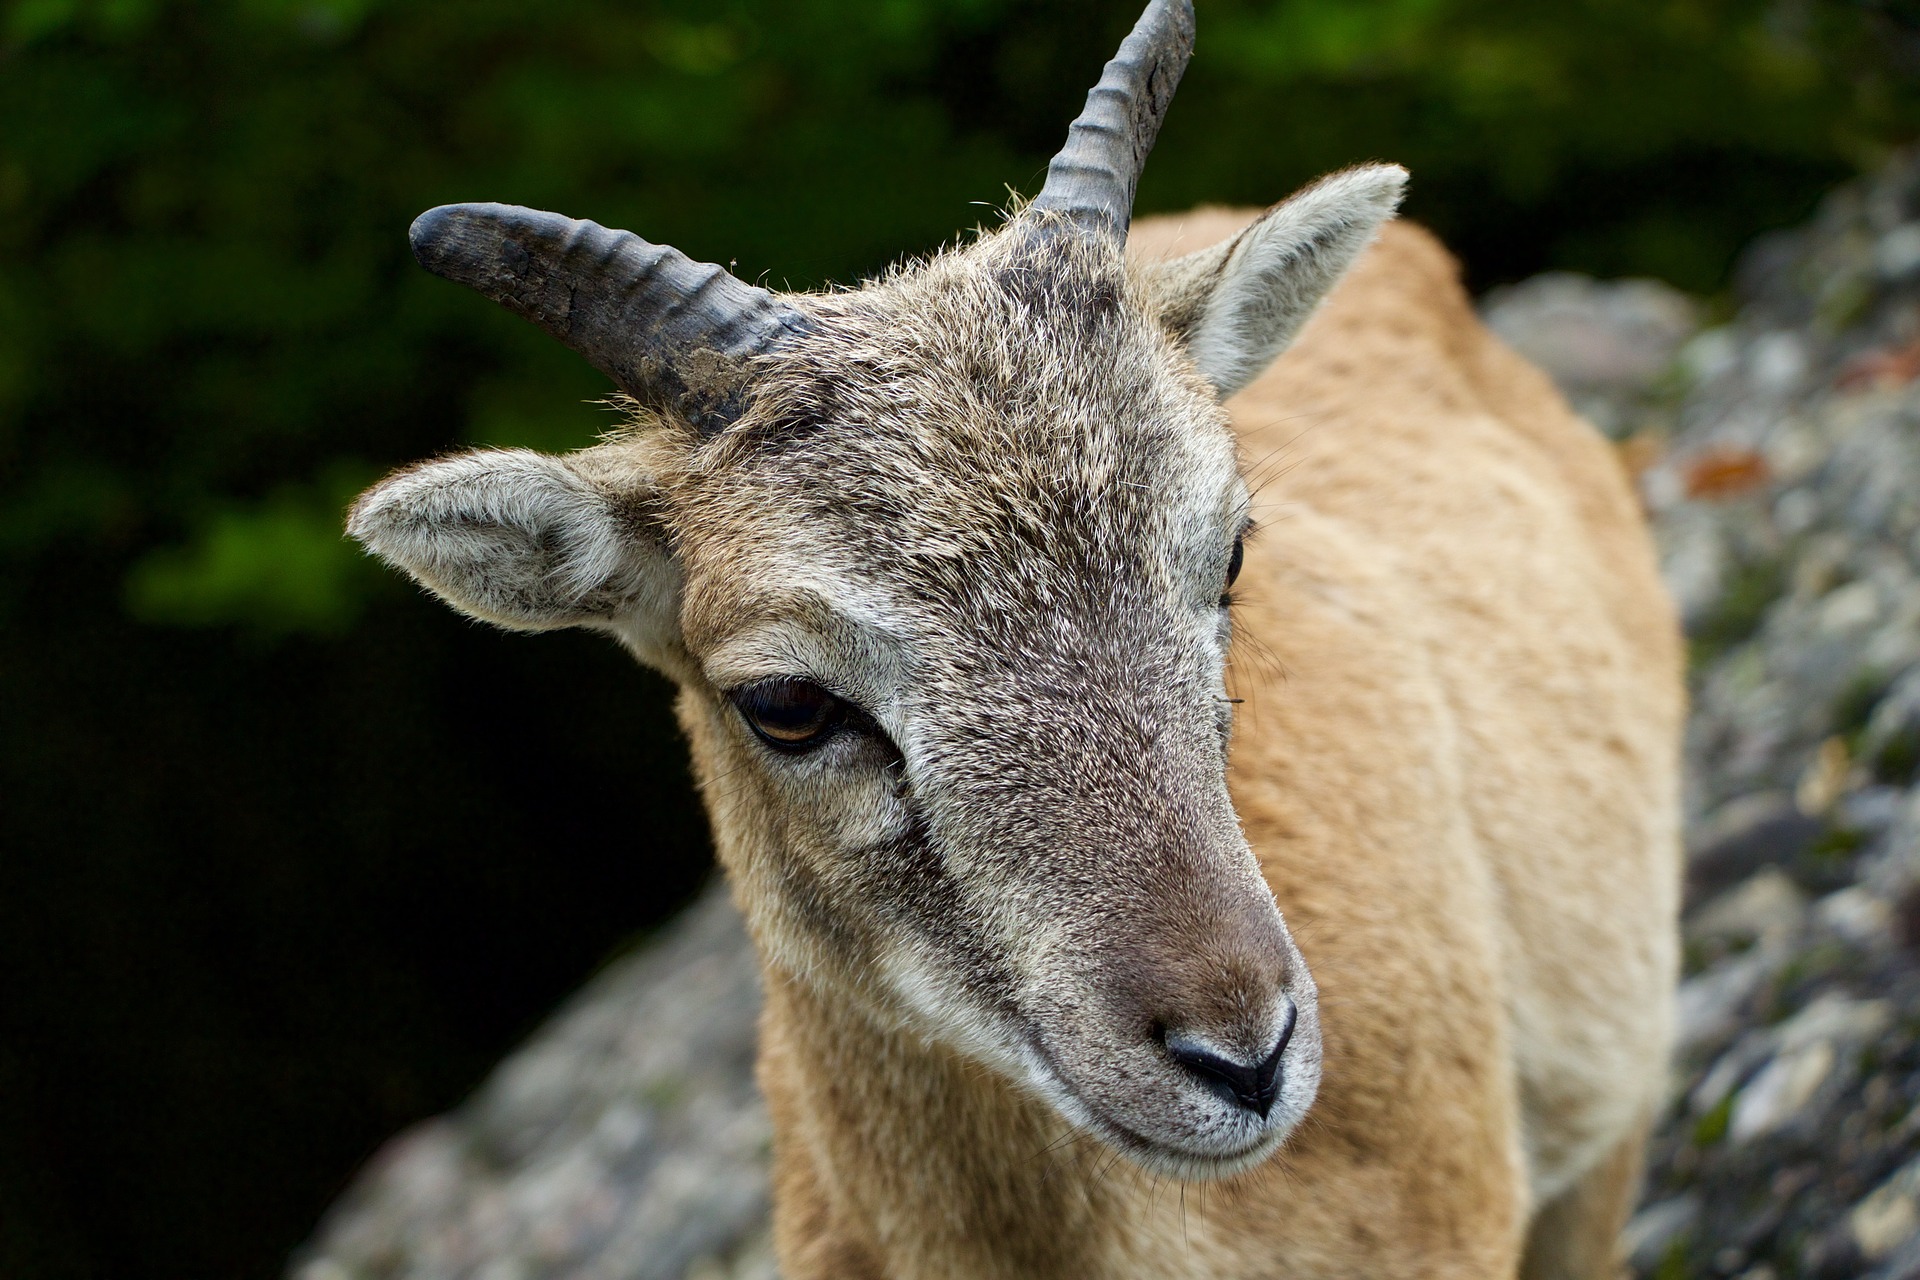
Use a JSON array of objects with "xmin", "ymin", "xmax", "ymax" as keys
[
  {"xmin": 1028, "ymin": 0, "xmax": 1196, "ymax": 245},
  {"xmin": 409, "ymin": 202, "xmax": 812, "ymax": 435}
]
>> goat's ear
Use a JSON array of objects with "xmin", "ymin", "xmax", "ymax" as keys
[
  {"xmin": 1140, "ymin": 164, "xmax": 1406, "ymax": 398},
  {"xmin": 347, "ymin": 445, "xmax": 679, "ymax": 646}
]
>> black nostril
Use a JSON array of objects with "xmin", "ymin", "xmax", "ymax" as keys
[
  {"xmin": 1165, "ymin": 1001, "xmax": 1297, "ymax": 1119},
  {"xmin": 1165, "ymin": 1036, "xmax": 1264, "ymax": 1114},
  {"xmin": 1256, "ymin": 1000, "xmax": 1297, "ymax": 1104}
]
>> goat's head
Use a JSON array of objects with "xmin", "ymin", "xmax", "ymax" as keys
[{"xmin": 350, "ymin": 0, "xmax": 1403, "ymax": 1177}]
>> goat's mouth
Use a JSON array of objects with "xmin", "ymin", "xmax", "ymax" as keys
[
  {"xmin": 1017, "ymin": 1027, "xmax": 1305, "ymax": 1181},
  {"xmin": 1082, "ymin": 1105, "xmax": 1290, "ymax": 1181}
]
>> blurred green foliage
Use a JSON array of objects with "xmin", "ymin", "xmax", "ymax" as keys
[
  {"xmin": 1, "ymin": 0, "xmax": 1915, "ymax": 639},
  {"xmin": 121, "ymin": 465, "xmax": 379, "ymax": 634},
  {"xmin": 4, "ymin": 1, "xmax": 1919, "ymax": 1276}
]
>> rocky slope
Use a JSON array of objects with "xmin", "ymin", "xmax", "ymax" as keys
[
  {"xmin": 290, "ymin": 888, "xmax": 775, "ymax": 1280},
  {"xmin": 295, "ymin": 159, "xmax": 1920, "ymax": 1279},
  {"xmin": 1557, "ymin": 155, "xmax": 1920, "ymax": 1280}
]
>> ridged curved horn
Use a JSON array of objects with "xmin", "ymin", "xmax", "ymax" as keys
[
  {"xmin": 409, "ymin": 203, "xmax": 812, "ymax": 434},
  {"xmin": 1028, "ymin": 0, "xmax": 1195, "ymax": 244}
]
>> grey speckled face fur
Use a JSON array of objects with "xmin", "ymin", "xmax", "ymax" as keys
[{"xmin": 348, "ymin": 0, "xmax": 1406, "ymax": 1178}]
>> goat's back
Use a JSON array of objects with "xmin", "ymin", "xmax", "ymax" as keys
[{"xmin": 1125, "ymin": 212, "xmax": 1684, "ymax": 1266}]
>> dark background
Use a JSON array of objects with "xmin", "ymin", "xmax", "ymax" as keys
[{"xmin": 4, "ymin": 0, "xmax": 1919, "ymax": 1276}]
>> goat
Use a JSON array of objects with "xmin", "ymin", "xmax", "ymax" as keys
[{"xmin": 348, "ymin": 2, "xmax": 1684, "ymax": 1275}]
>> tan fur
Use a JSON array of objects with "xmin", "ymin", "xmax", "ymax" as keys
[
  {"xmin": 747, "ymin": 216, "xmax": 1684, "ymax": 1277},
  {"xmin": 1522, "ymin": 1124, "xmax": 1651, "ymax": 1280}
]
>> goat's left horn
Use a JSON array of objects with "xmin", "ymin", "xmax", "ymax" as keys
[
  {"xmin": 409, "ymin": 202, "xmax": 811, "ymax": 434},
  {"xmin": 1028, "ymin": 0, "xmax": 1195, "ymax": 245}
]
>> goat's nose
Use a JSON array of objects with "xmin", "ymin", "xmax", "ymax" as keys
[{"xmin": 1164, "ymin": 1000, "xmax": 1297, "ymax": 1118}]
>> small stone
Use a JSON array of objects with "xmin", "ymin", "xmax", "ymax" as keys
[
  {"xmin": 1675, "ymin": 947, "xmax": 1786, "ymax": 1053},
  {"xmin": 1852, "ymin": 1157, "xmax": 1920, "ymax": 1261},
  {"xmin": 1689, "ymin": 792, "xmax": 1802, "ymax": 856},
  {"xmin": 1863, "ymin": 1233, "xmax": 1920, "ymax": 1280},
  {"xmin": 1775, "ymin": 487, "xmax": 1822, "ymax": 537},
  {"xmin": 1770, "ymin": 421, "xmax": 1832, "ymax": 483},
  {"xmin": 1644, "ymin": 461, "xmax": 1689, "ymax": 515},
  {"xmin": 1877, "ymin": 223, "xmax": 1920, "ymax": 279},
  {"xmin": 1691, "ymin": 1045, "xmax": 1757, "ymax": 1116},
  {"xmin": 1796, "ymin": 737, "xmax": 1853, "ymax": 815},
  {"xmin": 1774, "ymin": 991, "xmax": 1894, "ymax": 1052},
  {"xmin": 1818, "ymin": 583, "xmax": 1882, "ymax": 636},
  {"xmin": 1729, "ymin": 1040, "xmax": 1835, "ymax": 1142},
  {"xmin": 1682, "ymin": 327, "xmax": 1743, "ymax": 384},
  {"xmin": 1816, "ymin": 885, "xmax": 1894, "ymax": 944},
  {"xmin": 1624, "ymin": 1194, "xmax": 1702, "ymax": 1271},
  {"xmin": 1659, "ymin": 510, "xmax": 1729, "ymax": 614},
  {"xmin": 1792, "ymin": 535, "xmax": 1853, "ymax": 601},
  {"xmin": 1687, "ymin": 794, "xmax": 1822, "ymax": 908},
  {"xmin": 1863, "ymin": 672, "xmax": 1920, "ymax": 772},
  {"xmin": 1687, "ymin": 995, "xmax": 1885, "ymax": 1122},
  {"xmin": 1840, "ymin": 786, "xmax": 1907, "ymax": 835},
  {"xmin": 1690, "ymin": 868, "xmax": 1808, "ymax": 947},
  {"xmin": 1751, "ymin": 332, "xmax": 1809, "ymax": 395}
]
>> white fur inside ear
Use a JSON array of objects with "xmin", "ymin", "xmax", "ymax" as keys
[
  {"xmin": 347, "ymin": 448, "xmax": 656, "ymax": 631},
  {"xmin": 1186, "ymin": 164, "xmax": 1407, "ymax": 397}
]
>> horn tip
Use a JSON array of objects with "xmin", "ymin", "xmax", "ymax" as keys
[
  {"xmin": 409, "ymin": 205, "xmax": 451, "ymax": 266},
  {"xmin": 408, "ymin": 203, "xmax": 501, "ymax": 272},
  {"xmin": 1143, "ymin": 0, "xmax": 1196, "ymax": 46}
]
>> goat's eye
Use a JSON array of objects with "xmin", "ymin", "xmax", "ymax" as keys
[
  {"xmin": 1220, "ymin": 534, "xmax": 1245, "ymax": 607},
  {"xmin": 732, "ymin": 678, "xmax": 845, "ymax": 752}
]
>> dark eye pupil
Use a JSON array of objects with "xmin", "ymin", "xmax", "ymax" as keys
[
  {"xmin": 1225, "ymin": 535, "xmax": 1244, "ymax": 591},
  {"xmin": 736, "ymin": 679, "xmax": 841, "ymax": 749}
]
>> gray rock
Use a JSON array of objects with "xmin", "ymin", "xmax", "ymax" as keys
[
  {"xmin": 1727, "ymin": 1039, "xmax": 1835, "ymax": 1143},
  {"xmin": 1624, "ymin": 1194, "xmax": 1702, "ymax": 1270},
  {"xmin": 1605, "ymin": 149, "xmax": 1920, "ymax": 1278},
  {"xmin": 1481, "ymin": 272, "xmax": 1699, "ymax": 439},
  {"xmin": 1865, "ymin": 1232, "xmax": 1920, "ymax": 1280},
  {"xmin": 1852, "ymin": 1155, "xmax": 1920, "ymax": 1263},
  {"xmin": 1685, "ymin": 794, "xmax": 1822, "ymax": 911},
  {"xmin": 1815, "ymin": 884, "xmax": 1896, "ymax": 946},
  {"xmin": 290, "ymin": 884, "xmax": 770, "ymax": 1280},
  {"xmin": 1689, "ymin": 868, "xmax": 1808, "ymax": 949}
]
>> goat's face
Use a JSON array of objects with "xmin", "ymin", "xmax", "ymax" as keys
[
  {"xmin": 349, "ymin": 0, "xmax": 1402, "ymax": 1182},
  {"xmin": 654, "ymin": 230, "xmax": 1316, "ymax": 1174}
]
